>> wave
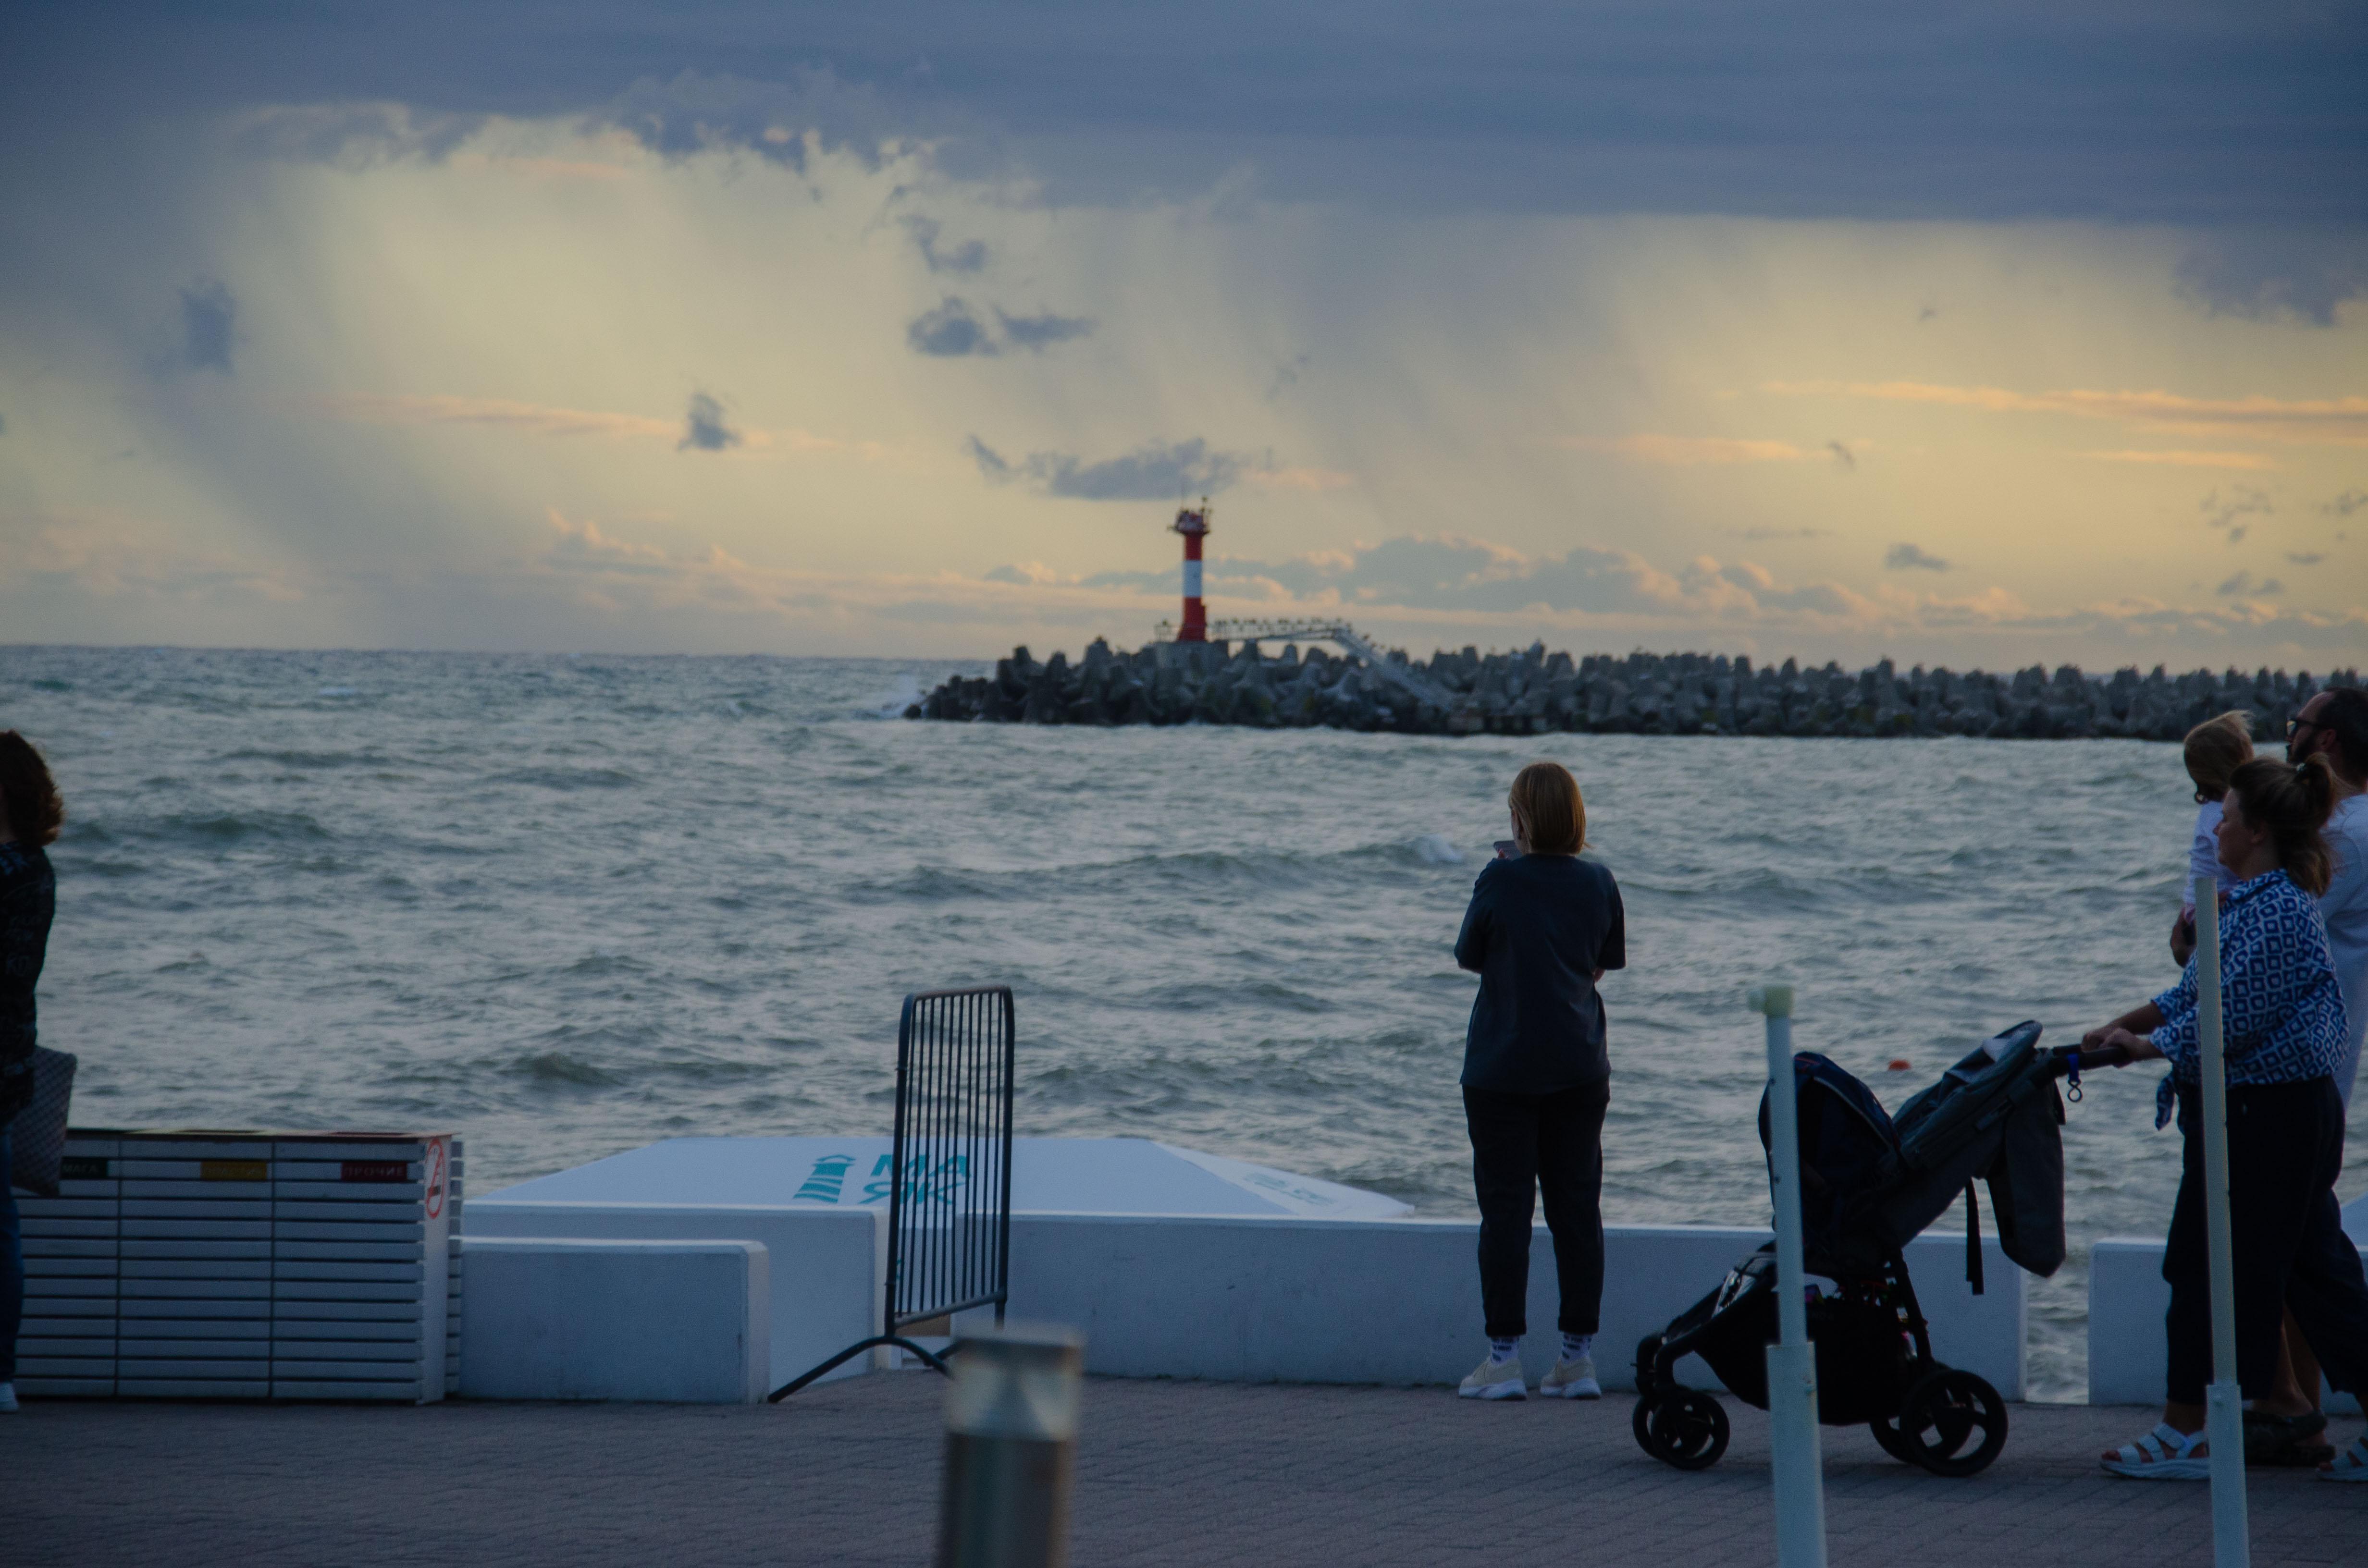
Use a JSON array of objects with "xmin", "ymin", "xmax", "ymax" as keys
[{"xmin": 858, "ymin": 673, "xmax": 923, "ymax": 720}]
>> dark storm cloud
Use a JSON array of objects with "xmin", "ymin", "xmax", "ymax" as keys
[
  {"xmin": 995, "ymin": 308, "xmax": 1094, "ymax": 351},
  {"xmin": 678, "ymin": 392, "xmax": 740, "ymax": 452},
  {"xmin": 908, "ymin": 298, "xmax": 995, "ymax": 357},
  {"xmin": 176, "ymin": 281, "xmax": 237, "ymax": 374},
  {"xmin": 2174, "ymin": 232, "xmax": 2368, "ymax": 327},
  {"xmin": 1885, "ymin": 543, "xmax": 1949, "ymax": 571},
  {"xmin": 968, "ymin": 436, "xmax": 1246, "ymax": 500},
  {"xmin": 6, "ymin": 3, "xmax": 2364, "ymax": 225}
]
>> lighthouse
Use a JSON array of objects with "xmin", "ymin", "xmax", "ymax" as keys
[{"xmin": 1171, "ymin": 502, "xmax": 1211, "ymax": 642}]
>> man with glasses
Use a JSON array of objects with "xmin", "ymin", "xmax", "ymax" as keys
[{"xmin": 2273, "ymin": 686, "xmax": 2368, "ymax": 1449}]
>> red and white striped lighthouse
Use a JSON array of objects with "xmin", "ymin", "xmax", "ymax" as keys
[{"xmin": 1171, "ymin": 502, "xmax": 1211, "ymax": 642}]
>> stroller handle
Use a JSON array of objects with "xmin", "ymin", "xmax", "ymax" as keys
[{"xmin": 2044, "ymin": 1041, "xmax": 2134, "ymax": 1077}]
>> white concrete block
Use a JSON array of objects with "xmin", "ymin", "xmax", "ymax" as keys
[
  {"xmin": 458, "ymin": 1238, "xmax": 768, "ymax": 1403},
  {"xmin": 1006, "ymin": 1216, "xmax": 2024, "ymax": 1397},
  {"xmin": 468, "ymin": 1201, "xmax": 884, "ymax": 1391},
  {"xmin": 2087, "ymin": 1235, "xmax": 2366, "ymax": 1413}
]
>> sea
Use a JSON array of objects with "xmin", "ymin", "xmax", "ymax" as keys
[{"xmin": 6, "ymin": 644, "xmax": 2361, "ymax": 1402}]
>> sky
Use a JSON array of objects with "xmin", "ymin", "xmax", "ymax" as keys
[{"xmin": 1, "ymin": 2, "xmax": 2363, "ymax": 668}]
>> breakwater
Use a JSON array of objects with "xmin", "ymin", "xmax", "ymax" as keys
[{"xmin": 910, "ymin": 640, "xmax": 2362, "ymax": 739}]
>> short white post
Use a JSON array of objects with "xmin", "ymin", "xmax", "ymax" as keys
[
  {"xmin": 1749, "ymin": 983, "xmax": 1827, "ymax": 1568},
  {"xmin": 2194, "ymin": 877, "xmax": 2250, "ymax": 1568}
]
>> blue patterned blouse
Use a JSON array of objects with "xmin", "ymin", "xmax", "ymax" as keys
[{"xmin": 2149, "ymin": 867, "xmax": 2347, "ymax": 1127}]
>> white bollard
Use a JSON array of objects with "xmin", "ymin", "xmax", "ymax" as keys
[
  {"xmin": 2194, "ymin": 877, "xmax": 2250, "ymax": 1567},
  {"xmin": 938, "ymin": 1324, "xmax": 1085, "ymax": 1568},
  {"xmin": 1749, "ymin": 983, "xmax": 1827, "ymax": 1568}
]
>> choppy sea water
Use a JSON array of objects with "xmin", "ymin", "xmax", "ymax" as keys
[{"xmin": 5, "ymin": 646, "xmax": 2361, "ymax": 1401}]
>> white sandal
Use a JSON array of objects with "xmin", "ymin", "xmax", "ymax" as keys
[
  {"xmin": 2321, "ymin": 1434, "xmax": 2368, "ymax": 1482},
  {"xmin": 2102, "ymin": 1423, "xmax": 2211, "ymax": 1480}
]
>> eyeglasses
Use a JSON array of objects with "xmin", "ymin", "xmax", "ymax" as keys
[{"xmin": 2286, "ymin": 717, "xmax": 2322, "ymax": 738}]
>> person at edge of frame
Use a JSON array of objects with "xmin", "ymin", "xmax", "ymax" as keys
[
  {"xmin": 2257, "ymin": 686, "xmax": 2368, "ymax": 1459},
  {"xmin": 0, "ymin": 731, "xmax": 66, "ymax": 1417}
]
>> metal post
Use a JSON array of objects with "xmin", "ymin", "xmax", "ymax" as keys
[
  {"xmin": 938, "ymin": 1325, "xmax": 1084, "ymax": 1568},
  {"xmin": 2194, "ymin": 876, "xmax": 2250, "ymax": 1567},
  {"xmin": 1749, "ymin": 983, "xmax": 1827, "ymax": 1568}
]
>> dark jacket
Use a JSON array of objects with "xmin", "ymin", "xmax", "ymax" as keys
[
  {"xmin": 0, "ymin": 838, "xmax": 55, "ymax": 1127},
  {"xmin": 1454, "ymin": 853, "xmax": 1625, "ymax": 1093}
]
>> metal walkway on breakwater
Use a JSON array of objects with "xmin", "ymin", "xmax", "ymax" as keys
[{"xmin": 908, "ymin": 634, "xmax": 2362, "ymax": 739}]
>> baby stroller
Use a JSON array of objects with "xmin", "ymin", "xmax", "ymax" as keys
[{"xmin": 1632, "ymin": 1021, "xmax": 2111, "ymax": 1478}]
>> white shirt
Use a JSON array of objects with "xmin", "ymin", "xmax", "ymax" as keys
[
  {"xmin": 2182, "ymin": 800, "xmax": 2234, "ymax": 913},
  {"xmin": 2319, "ymin": 793, "xmax": 2368, "ymax": 1105}
]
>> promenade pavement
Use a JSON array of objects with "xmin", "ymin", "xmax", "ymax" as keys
[{"xmin": 5, "ymin": 1374, "xmax": 2359, "ymax": 1567}]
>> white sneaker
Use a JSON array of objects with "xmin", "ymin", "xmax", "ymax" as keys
[
  {"xmin": 1539, "ymin": 1357, "xmax": 1601, "ymax": 1399},
  {"xmin": 0, "ymin": 1383, "xmax": 18, "ymax": 1413},
  {"xmin": 1458, "ymin": 1356, "xmax": 1527, "ymax": 1400}
]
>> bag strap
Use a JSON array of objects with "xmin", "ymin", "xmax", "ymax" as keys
[{"xmin": 1964, "ymin": 1181, "xmax": 1985, "ymax": 1296}]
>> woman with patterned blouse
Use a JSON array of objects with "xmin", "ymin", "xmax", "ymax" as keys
[{"xmin": 2083, "ymin": 754, "xmax": 2368, "ymax": 1481}]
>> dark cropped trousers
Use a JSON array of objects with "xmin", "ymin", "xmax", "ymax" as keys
[
  {"xmin": 1465, "ymin": 1079, "xmax": 1609, "ymax": 1341},
  {"xmin": 2162, "ymin": 1076, "xmax": 2368, "ymax": 1405}
]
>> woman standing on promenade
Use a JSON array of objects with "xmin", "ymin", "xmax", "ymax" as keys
[
  {"xmin": 1452, "ymin": 761, "xmax": 1625, "ymax": 1401},
  {"xmin": 0, "ymin": 732, "xmax": 64, "ymax": 1416},
  {"xmin": 2083, "ymin": 755, "xmax": 2368, "ymax": 1481}
]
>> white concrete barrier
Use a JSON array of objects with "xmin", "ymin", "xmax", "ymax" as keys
[
  {"xmin": 458, "ymin": 1238, "xmax": 769, "ymax": 1404},
  {"xmin": 466, "ymin": 1201, "xmax": 884, "ymax": 1391},
  {"xmin": 1006, "ymin": 1215, "xmax": 2024, "ymax": 1398},
  {"xmin": 2087, "ymin": 1235, "xmax": 2366, "ymax": 1413}
]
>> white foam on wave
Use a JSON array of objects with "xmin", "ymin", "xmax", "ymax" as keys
[
  {"xmin": 1411, "ymin": 833, "xmax": 1465, "ymax": 864},
  {"xmin": 859, "ymin": 674, "xmax": 922, "ymax": 720}
]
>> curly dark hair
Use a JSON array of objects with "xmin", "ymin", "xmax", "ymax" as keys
[{"xmin": 0, "ymin": 730, "xmax": 63, "ymax": 846}]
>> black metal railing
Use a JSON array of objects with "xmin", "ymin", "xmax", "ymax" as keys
[{"xmin": 771, "ymin": 985, "xmax": 1016, "ymax": 1400}]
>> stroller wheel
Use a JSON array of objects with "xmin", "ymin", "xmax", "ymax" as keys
[
  {"xmin": 1869, "ymin": 1413, "xmax": 1915, "ymax": 1465},
  {"xmin": 1634, "ymin": 1335, "xmax": 1665, "ymax": 1397},
  {"xmin": 1896, "ymin": 1368, "xmax": 2008, "ymax": 1477},
  {"xmin": 1632, "ymin": 1390, "xmax": 1730, "ymax": 1471}
]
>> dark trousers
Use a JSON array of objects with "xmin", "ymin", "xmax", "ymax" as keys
[
  {"xmin": 2163, "ymin": 1077, "xmax": 2368, "ymax": 1404},
  {"xmin": 1, "ymin": 1130, "xmax": 20, "ymax": 1382},
  {"xmin": 1464, "ymin": 1079, "xmax": 1608, "ymax": 1340}
]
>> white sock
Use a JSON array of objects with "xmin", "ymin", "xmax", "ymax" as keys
[
  {"xmin": 1561, "ymin": 1333, "xmax": 1592, "ymax": 1364},
  {"xmin": 1488, "ymin": 1335, "xmax": 1521, "ymax": 1364}
]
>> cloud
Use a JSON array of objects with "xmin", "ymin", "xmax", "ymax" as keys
[
  {"xmin": 995, "ymin": 308, "xmax": 1095, "ymax": 352},
  {"xmin": 2174, "ymin": 232, "xmax": 2368, "ymax": 328},
  {"xmin": 678, "ymin": 392, "xmax": 741, "ymax": 452},
  {"xmin": 1737, "ymin": 527, "xmax": 1832, "ymax": 541},
  {"xmin": 903, "ymin": 217, "xmax": 987, "ymax": 275},
  {"xmin": 2200, "ymin": 485, "xmax": 2273, "ymax": 542},
  {"xmin": 175, "ymin": 281, "xmax": 237, "ymax": 374},
  {"xmin": 1764, "ymin": 380, "xmax": 2368, "ymax": 447},
  {"xmin": 1562, "ymin": 435, "xmax": 1813, "ymax": 465},
  {"xmin": 232, "ymin": 102, "xmax": 487, "ymax": 169},
  {"xmin": 1885, "ymin": 543, "xmax": 1950, "ymax": 572},
  {"xmin": 2080, "ymin": 450, "xmax": 2279, "ymax": 470},
  {"xmin": 968, "ymin": 435, "xmax": 1249, "ymax": 500},
  {"xmin": 908, "ymin": 297, "xmax": 996, "ymax": 357},
  {"xmin": 313, "ymin": 392, "xmax": 870, "ymax": 458},
  {"xmin": 2288, "ymin": 552, "xmax": 2325, "ymax": 565},
  {"xmin": 908, "ymin": 298, "xmax": 1094, "ymax": 356},
  {"xmin": 2216, "ymin": 571, "xmax": 2285, "ymax": 597},
  {"xmin": 1825, "ymin": 440, "xmax": 1856, "ymax": 470},
  {"xmin": 2327, "ymin": 489, "xmax": 2368, "ymax": 517}
]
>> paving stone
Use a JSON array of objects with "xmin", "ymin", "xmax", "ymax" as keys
[{"xmin": 1, "ymin": 1376, "xmax": 2359, "ymax": 1565}]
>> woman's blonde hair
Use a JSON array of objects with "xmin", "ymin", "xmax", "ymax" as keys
[
  {"xmin": 2182, "ymin": 710, "xmax": 2254, "ymax": 798},
  {"xmin": 1509, "ymin": 760, "xmax": 1586, "ymax": 855}
]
